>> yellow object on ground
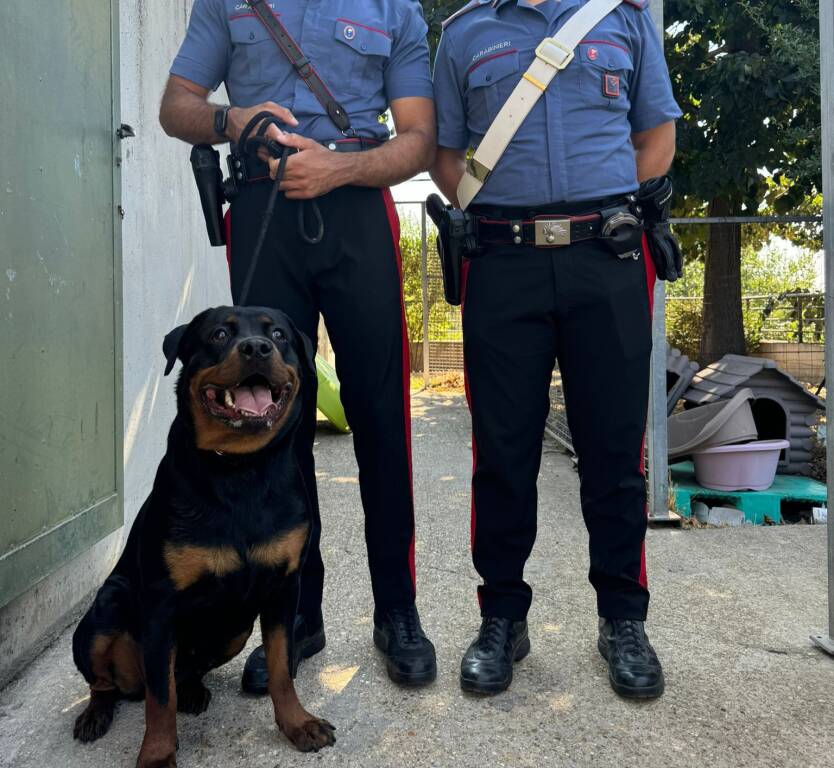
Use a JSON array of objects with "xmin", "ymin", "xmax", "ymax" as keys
[{"xmin": 316, "ymin": 355, "xmax": 349, "ymax": 433}]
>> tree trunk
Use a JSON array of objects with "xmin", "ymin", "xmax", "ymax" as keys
[{"xmin": 700, "ymin": 196, "xmax": 745, "ymax": 365}]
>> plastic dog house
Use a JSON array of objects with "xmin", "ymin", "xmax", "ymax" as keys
[{"xmin": 682, "ymin": 355, "xmax": 824, "ymax": 476}]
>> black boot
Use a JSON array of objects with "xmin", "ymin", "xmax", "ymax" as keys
[
  {"xmin": 598, "ymin": 618, "xmax": 665, "ymax": 699},
  {"xmin": 373, "ymin": 606, "xmax": 437, "ymax": 687},
  {"xmin": 460, "ymin": 617, "xmax": 530, "ymax": 695},
  {"xmin": 241, "ymin": 611, "xmax": 326, "ymax": 695}
]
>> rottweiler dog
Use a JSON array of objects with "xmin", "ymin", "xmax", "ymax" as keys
[{"xmin": 71, "ymin": 306, "xmax": 335, "ymax": 767}]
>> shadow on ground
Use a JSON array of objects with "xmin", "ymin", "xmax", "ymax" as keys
[{"xmin": 1, "ymin": 392, "xmax": 832, "ymax": 768}]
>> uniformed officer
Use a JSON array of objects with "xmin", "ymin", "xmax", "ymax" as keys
[
  {"xmin": 431, "ymin": 0, "xmax": 682, "ymax": 697},
  {"xmin": 159, "ymin": 0, "xmax": 438, "ymax": 689}
]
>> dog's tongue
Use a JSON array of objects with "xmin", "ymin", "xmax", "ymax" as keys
[{"xmin": 232, "ymin": 385, "xmax": 273, "ymax": 415}]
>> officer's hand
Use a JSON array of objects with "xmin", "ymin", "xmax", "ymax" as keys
[
  {"xmin": 272, "ymin": 133, "xmax": 349, "ymax": 199},
  {"xmin": 226, "ymin": 102, "xmax": 299, "ymax": 152}
]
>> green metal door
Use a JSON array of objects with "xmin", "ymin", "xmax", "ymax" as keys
[{"xmin": 0, "ymin": 1, "xmax": 122, "ymax": 607}]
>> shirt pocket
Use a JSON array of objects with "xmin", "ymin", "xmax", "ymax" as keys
[
  {"xmin": 229, "ymin": 17, "xmax": 278, "ymax": 86},
  {"xmin": 329, "ymin": 18, "xmax": 393, "ymax": 95},
  {"xmin": 578, "ymin": 43, "xmax": 634, "ymax": 110},
  {"xmin": 465, "ymin": 50, "xmax": 520, "ymax": 136}
]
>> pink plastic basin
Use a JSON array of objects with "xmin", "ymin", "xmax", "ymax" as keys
[{"xmin": 692, "ymin": 440, "xmax": 791, "ymax": 492}]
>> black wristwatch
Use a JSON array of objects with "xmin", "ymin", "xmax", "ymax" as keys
[{"xmin": 214, "ymin": 106, "xmax": 231, "ymax": 140}]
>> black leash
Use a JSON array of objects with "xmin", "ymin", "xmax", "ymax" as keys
[
  {"xmin": 236, "ymin": 112, "xmax": 324, "ymax": 305},
  {"xmin": 233, "ymin": 2, "xmax": 356, "ymax": 306}
]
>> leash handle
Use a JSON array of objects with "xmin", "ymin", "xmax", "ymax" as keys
[{"xmin": 237, "ymin": 117, "xmax": 324, "ymax": 305}]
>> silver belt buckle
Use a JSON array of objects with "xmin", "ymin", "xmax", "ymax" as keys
[{"xmin": 534, "ymin": 218, "xmax": 571, "ymax": 247}]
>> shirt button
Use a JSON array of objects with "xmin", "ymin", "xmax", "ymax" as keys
[
  {"xmin": 361, "ymin": 42, "xmax": 367, "ymax": 51},
  {"xmin": 485, "ymin": 75, "xmax": 492, "ymax": 82}
]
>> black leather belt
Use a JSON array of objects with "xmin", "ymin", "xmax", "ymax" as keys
[
  {"xmin": 234, "ymin": 137, "xmax": 383, "ymax": 184},
  {"xmin": 476, "ymin": 213, "xmax": 604, "ymax": 247},
  {"xmin": 471, "ymin": 195, "xmax": 636, "ymax": 248}
]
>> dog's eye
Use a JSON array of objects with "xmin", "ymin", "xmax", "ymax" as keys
[
  {"xmin": 271, "ymin": 329, "xmax": 286, "ymax": 343},
  {"xmin": 211, "ymin": 328, "xmax": 229, "ymax": 343}
]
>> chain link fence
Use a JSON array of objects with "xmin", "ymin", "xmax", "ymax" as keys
[
  {"xmin": 667, "ymin": 291, "xmax": 825, "ymax": 386},
  {"xmin": 397, "ymin": 201, "xmax": 464, "ymax": 377}
]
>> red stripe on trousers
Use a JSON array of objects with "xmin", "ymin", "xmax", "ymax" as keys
[
  {"xmin": 639, "ymin": 233, "xmax": 657, "ymax": 589},
  {"xmin": 224, "ymin": 208, "xmax": 232, "ymax": 274},
  {"xmin": 381, "ymin": 189, "xmax": 417, "ymax": 590},
  {"xmin": 460, "ymin": 259, "xmax": 478, "ymax": 552},
  {"xmin": 461, "ymin": 259, "xmax": 483, "ymax": 609}
]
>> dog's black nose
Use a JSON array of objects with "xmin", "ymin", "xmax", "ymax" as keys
[{"xmin": 238, "ymin": 337, "xmax": 274, "ymax": 360}]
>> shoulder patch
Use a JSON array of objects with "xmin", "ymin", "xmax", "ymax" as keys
[
  {"xmin": 622, "ymin": 0, "xmax": 648, "ymax": 10},
  {"xmin": 442, "ymin": 0, "xmax": 492, "ymax": 30}
]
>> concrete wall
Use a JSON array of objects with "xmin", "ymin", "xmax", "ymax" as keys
[{"xmin": 0, "ymin": 0, "xmax": 229, "ymax": 688}]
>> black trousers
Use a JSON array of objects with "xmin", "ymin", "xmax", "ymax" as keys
[
  {"xmin": 227, "ymin": 183, "xmax": 416, "ymax": 620},
  {"xmin": 462, "ymin": 236, "xmax": 656, "ymax": 621}
]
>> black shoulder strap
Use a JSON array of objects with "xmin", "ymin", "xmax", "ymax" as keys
[{"xmin": 247, "ymin": 0, "xmax": 352, "ymax": 134}]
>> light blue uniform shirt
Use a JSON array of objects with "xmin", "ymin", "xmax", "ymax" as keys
[
  {"xmin": 171, "ymin": 0, "xmax": 433, "ymax": 143},
  {"xmin": 433, "ymin": 0, "xmax": 682, "ymax": 206}
]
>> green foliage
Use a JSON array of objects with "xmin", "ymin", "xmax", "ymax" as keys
[
  {"xmin": 399, "ymin": 213, "xmax": 457, "ymax": 343},
  {"xmin": 665, "ymin": 298, "xmax": 704, "ymax": 361},
  {"xmin": 665, "ymin": 229, "xmax": 706, "ymax": 296},
  {"xmin": 421, "ymin": 1, "xmax": 459, "ymax": 61},
  {"xmin": 739, "ymin": 236, "xmax": 820, "ymax": 296},
  {"xmin": 667, "ymin": 233, "xmax": 820, "ymax": 298},
  {"xmin": 665, "ymin": 1, "xmax": 821, "ymax": 360},
  {"xmin": 666, "ymin": 297, "xmax": 764, "ymax": 363},
  {"xmin": 666, "ymin": 234, "xmax": 821, "ymax": 361},
  {"xmin": 399, "ymin": 212, "xmax": 428, "ymax": 342},
  {"xmin": 666, "ymin": 0, "xmax": 821, "ymax": 216}
]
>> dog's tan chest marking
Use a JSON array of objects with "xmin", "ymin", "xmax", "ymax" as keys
[
  {"xmin": 164, "ymin": 544, "xmax": 243, "ymax": 590},
  {"xmin": 248, "ymin": 524, "xmax": 309, "ymax": 572}
]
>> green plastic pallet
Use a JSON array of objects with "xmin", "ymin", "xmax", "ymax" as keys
[{"xmin": 670, "ymin": 462, "xmax": 827, "ymax": 525}]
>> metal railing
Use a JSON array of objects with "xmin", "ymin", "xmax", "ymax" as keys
[{"xmin": 666, "ymin": 292, "xmax": 825, "ymax": 345}]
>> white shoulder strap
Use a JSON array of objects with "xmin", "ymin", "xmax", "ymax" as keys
[{"xmin": 457, "ymin": 0, "xmax": 625, "ymax": 210}]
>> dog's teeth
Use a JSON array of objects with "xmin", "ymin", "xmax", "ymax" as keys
[{"xmin": 224, "ymin": 390, "xmax": 235, "ymax": 408}]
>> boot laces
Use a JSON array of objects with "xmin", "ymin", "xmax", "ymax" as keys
[
  {"xmin": 389, "ymin": 606, "xmax": 422, "ymax": 647},
  {"xmin": 479, "ymin": 617, "xmax": 508, "ymax": 652},
  {"xmin": 615, "ymin": 619, "xmax": 647, "ymax": 660}
]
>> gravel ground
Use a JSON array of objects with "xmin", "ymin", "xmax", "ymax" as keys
[{"xmin": 2, "ymin": 392, "xmax": 833, "ymax": 768}]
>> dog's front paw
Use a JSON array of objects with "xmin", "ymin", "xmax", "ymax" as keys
[
  {"xmin": 73, "ymin": 699, "xmax": 116, "ymax": 743},
  {"xmin": 283, "ymin": 717, "xmax": 337, "ymax": 752},
  {"xmin": 136, "ymin": 751, "xmax": 177, "ymax": 768},
  {"xmin": 177, "ymin": 680, "xmax": 212, "ymax": 715}
]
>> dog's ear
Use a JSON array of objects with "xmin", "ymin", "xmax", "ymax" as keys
[{"xmin": 162, "ymin": 324, "xmax": 190, "ymax": 377}]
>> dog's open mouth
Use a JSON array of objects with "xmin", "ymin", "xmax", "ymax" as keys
[{"xmin": 201, "ymin": 373, "xmax": 295, "ymax": 428}]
